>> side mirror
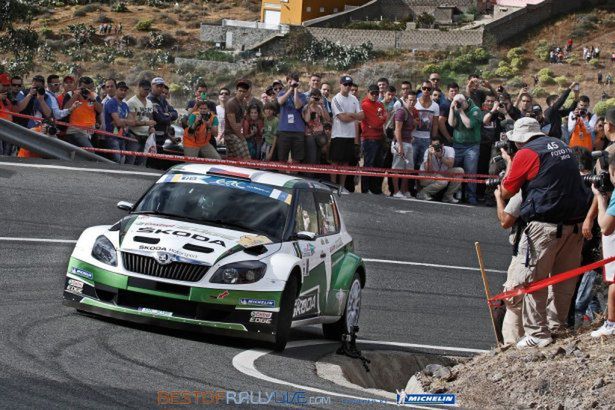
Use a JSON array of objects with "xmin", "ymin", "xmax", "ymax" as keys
[
  {"xmin": 295, "ymin": 231, "xmax": 317, "ymax": 241},
  {"xmin": 117, "ymin": 201, "xmax": 134, "ymax": 212}
]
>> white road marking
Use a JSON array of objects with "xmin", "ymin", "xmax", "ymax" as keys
[
  {"xmin": 388, "ymin": 197, "xmax": 473, "ymax": 208},
  {"xmin": 0, "ymin": 237, "xmax": 77, "ymax": 244},
  {"xmin": 0, "ymin": 161, "xmax": 161, "ymax": 177},
  {"xmin": 233, "ymin": 339, "xmax": 486, "ymax": 408},
  {"xmin": 364, "ymin": 258, "xmax": 507, "ymax": 274}
]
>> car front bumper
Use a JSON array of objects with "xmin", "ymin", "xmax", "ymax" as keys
[{"xmin": 63, "ymin": 257, "xmax": 282, "ymax": 343}]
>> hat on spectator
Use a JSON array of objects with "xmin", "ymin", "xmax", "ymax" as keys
[
  {"xmin": 0, "ymin": 73, "xmax": 10, "ymax": 86},
  {"xmin": 117, "ymin": 81, "xmax": 129, "ymax": 90},
  {"xmin": 453, "ymin": 94, "xmax": 466, "ymax": 104},
  {"xmin": 340, "ymin": 75, "xmax": 353, "ymax": 85},
  {"xmin": 368, "ymin": 84, "xmax": 379, "ymax": 93},
  {"xmin": 151, "ymin": 77, "xmax": 166, "ymax": 85},
  {"xmin": 605, "ymin": 108, "xmax": 615, "ymax": 125},
  {"xmin": 508, "ymin": 117, "xmax": 545, "ymax": 143},
  {"xmin": 63, "ymin": 75, "xmax": 75, "ymax": 83},
  {"xmin": 33, "ymin": 75, "xmax": 45, "ymax": 83}
]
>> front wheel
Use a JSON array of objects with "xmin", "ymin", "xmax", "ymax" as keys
[
  {"xmin": 322, "ymin": 272, "xmax": 362, "ymax": 341},
  {"xmin": 270, "ymin": 273, "xmax": 299, "ymax": 351}
]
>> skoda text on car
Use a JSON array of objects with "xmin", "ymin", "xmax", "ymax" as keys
[{"xmin": 63, "ymin": 164, "xmax": 366, "ymax": 350}]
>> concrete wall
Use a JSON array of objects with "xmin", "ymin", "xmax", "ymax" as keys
[
  {"xmin": 305, "ymin": 27, "xmax": 484, "ymax": 51},
  {"xmin": 200, "ymin": 24, "xmax": 286, "ymax": 51},
  {"xmin": 174, "ymin": 58, "xmax": 253, "ymax": 74}
]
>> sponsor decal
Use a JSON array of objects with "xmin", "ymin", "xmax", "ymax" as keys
[
  {"xmin": 70, "ymin": 267, "xmax": 93, "ymax": 280},
  {"xmin": 396, "ymin": 391, "xmax": 456, "ymax": 406},
  {"xmin": 238, "ymin": 235, "xmax": 272, "ymax": 248},
  {"xmin": 250, "ymin": 311, "xmax": 273, "ymax": 319},
  {"xmin": 138, "ymin": 307, "xmax": 173, "ymax": 317},
  {"xmin": 156, "ymin": 252, "xmax": 173, "ymax": 265},
  {"xmin": 300, "ymin": 243, "xmax": 315, "ymax": 257},
  {"xmin": 330, "ymin": 237, "xmax": 344, "ymax": 253},
  {"xmin": 66, "ymin": 278, "xmax": 84, "ymax": 295},
  {"xmin": 139, "ymin": 245, "xmax": 167, "ymax": 251},
  {"xmin": 293, "ymin": 286, "xmax": 319, "ymax": 319},
  {"xmin": 249, "ymin": 317, "xmax": 272, "ymax": 324},
  {"xmin": 239, "ymin": 298, "xmax": 276, "ymax": 308},
  {"xmin": 136, "ymin": 227, "xmax": 226, "ymax": 247},
  {"xmin": 212, "ymin": 290, "xmax": 230, "ymax": 300}
]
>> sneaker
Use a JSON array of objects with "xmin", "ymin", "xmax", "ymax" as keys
[
  {"xmin": 516, "ymin": 335, "xmax": 552, "ymax": 349},
  {"xmin": 403, "ymin": 191, "xmax": 414, "ymax": 199},
  {"xmin": 590, "ymin": 321, "xmax": 615, "ymax": 338},
  {"xmin": 442, "ymin": 196, "xmax": 459, "ymax": 204},
  {"xmin": 416, "ymin": 191, "xmax": 433, "ymax": 201},
  {"xmin": 393, "ymin": 192, "xmax": 405, "ymax": 199}
]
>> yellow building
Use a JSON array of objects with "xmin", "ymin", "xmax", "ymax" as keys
[{"xmin": 261, "ymin": 0, "xmax": 371, "ymax": 26}]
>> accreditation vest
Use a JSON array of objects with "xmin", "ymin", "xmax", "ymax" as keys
[
  {"xmin": 184, "ymin": 115, "xmax": 215, "ymax": 148},
  {"xmin": 520, "ymin": 136, "xmax": 590, "ymax": 224}
]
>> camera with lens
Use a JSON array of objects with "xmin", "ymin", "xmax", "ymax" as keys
[
  {"xmin": 486, "ymin": 171, "xmax": 506, "ymax": 187},
  {"xmin": 291, "ymin": 82, "xmax": 299, "ymax": 88},
  {"xmin": 431, "ymin": 141, "xmax": 443, "ymax": 153},
  {"xmin": 578, "ymin": 109, "xmax": 587, "ymax": 118},
  {"xmin": 80, "ymin": 88, "xmax": 90, "ymax": 99},
  {"xmin": 583, "ymin": 151, "xmax": 614, "ymax": 193},
  {"xmin": 36, "ymin": 86, "xmax": 46, "ymax": 96}
]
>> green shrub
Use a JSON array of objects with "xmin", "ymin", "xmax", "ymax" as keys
[
  {"xmin": 472, "ymin": 47, "xmax": 490, "ymax": 63},
  {"xmin": 302, "ymin": 39, "xmax": 373, "ymax": 70},
  {"xmin": 537, "ymin": 67, "xmax": 554, "ymax": 77},
  {"xmin": 422, "ymin": 63, "xmax": 441, "ymax": 76},
  {"xmin": 113, "ymin": 2, "xmax": 129, "ymax": 12},
  {"xmin": 506, "ymin": 47, "xmax": 526, "ymax": 60},
  {"xmin": 593, "ymin": 98, "xmax": 615, "ymax": 117},
  {"xmin": 135, "ymin": 19, "xmax": 153, "ymax": 31},
  {"xmin": 510, "ymin": 57, "xmax": 524, "ymax": 70},
  {"xmin": 531, "ymin": 87, "xmax": 548, "ymax": 98},
  {"xmin": 534, "ymin": 40, "xmax": 550, "ymax": 61},
  {"xmin": 554, "ymin": 76, "xmax": 570, "ymax": 87},
  {"xmin": 506, "ymin": 76, "xmax": 526, "ymax": 88},
  {"xmin": 495, "ymin": 64, "xmax": 515, "ymax": 78},
  {"xmin": 169, "ymin": 83, "xmax": 182, "ymax": 94},
  {"xmin": 482, "ymin": 70, "xmax": 495, "ymax": 80},
  {"xmin": 538, "ymin": 74, "xmax": 556, "ymax": 86},
  {"xmin": 197, "ymin": 49, "xmax": 234, "ymax": 62},
  {"xmin": 589, "ymin": 58, "xmax": 600, "ymax": 68},
  {"xmin": 40, "ymin": 27, "xmax": 53, "ymax": 37}
]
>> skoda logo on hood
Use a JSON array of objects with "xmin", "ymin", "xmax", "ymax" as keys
[{"xmin": 155, "ymin": 252, "xmax": 173, "ymax": 265}]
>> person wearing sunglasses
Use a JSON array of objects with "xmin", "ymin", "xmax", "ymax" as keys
[{"xmin": 360, "ymin": 84, "xmax": 387, "ymax": 194}]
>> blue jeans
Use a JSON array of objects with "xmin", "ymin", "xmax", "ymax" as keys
[
  {"xmin": 97, "ymin": 137, "xmax": 121, "ymax": 163},
  {"xmin": 575, "ymin": 270, "xmax": 602, "ymax": 320},
  {"xmin": 362, "ymin": 139, "xmax": 383, "ymax": 193},
  {"xmin": 453, "ymin": 143, "xmax": 480, "ymax": 203},
  {"xmin": 412, "ymin": 138, "xmax": 430, "ymax": 170}
]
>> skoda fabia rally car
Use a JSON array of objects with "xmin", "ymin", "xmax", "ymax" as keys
[{"xmin": 63, "ymin": 164, "xmax": 366, "ymax": 350}]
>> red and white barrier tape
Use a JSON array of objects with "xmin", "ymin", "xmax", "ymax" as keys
[
  {"xmin": 488, "ymin": 255, "xmax": 615, "ymax": 304},
  {"xmin": 83, "ymin": 147, "xmax": 489, "ymax": 184}
]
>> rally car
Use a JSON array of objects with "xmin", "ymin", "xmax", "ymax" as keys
[{"xmin": 63, "ymin": 164, "xmax": 366, "ymax": 350}]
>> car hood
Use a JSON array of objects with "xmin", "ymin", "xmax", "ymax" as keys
[{"xmin": 117, "ymin": 215, "xmax": 273, "ymax": 265}]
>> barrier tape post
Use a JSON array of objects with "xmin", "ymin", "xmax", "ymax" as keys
[{"xmin": 475, "ymin": 242, "xmax": 502, "ymax": 346}]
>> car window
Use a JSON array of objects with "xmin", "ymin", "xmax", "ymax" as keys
[
  {"xmin": 315, "ymin": 191, "xmax": 340, "ymax": 235},
  {"xmin": 293, "ymin": 190, "xmax": 319, "ymax": 234}
]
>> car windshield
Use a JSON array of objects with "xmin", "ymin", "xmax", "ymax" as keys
[{"xmin": 133, "ymin": 175, "xmax": 292, "ymax": 240}]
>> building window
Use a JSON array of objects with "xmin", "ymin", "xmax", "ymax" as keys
[
  {"xmin": 306, "ymin": 6, "xmax": 311, "ymax": 12},
  {"xmin": 320, "ymin": 7, "xmax": 325, "ymax": 12}
]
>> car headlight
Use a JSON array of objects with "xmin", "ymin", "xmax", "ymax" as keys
[
  {"xmin": 210, "ymin": 261, "xmax": 267, "ymax": 285},
  {"xmin": 91, "ymin": 235, "xmax": 117, "ymax": 267}
]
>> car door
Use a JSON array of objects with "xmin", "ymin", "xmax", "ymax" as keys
[
  {"xmin": 291, "ymin": 189, "xmax": 328, "ymax": 321},
  {"xmin": 314, "ymin": 190, "xmax": 344, "ymax": 317}
]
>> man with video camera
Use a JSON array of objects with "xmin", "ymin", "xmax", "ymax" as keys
[
  {"xmin": 589, "ymin": 108, "xmax": 615, "ymax": 338},
  {"xmin": 417, "ymin": 138, "xmax": 463, "ymax": 203},
  {"xmin": 499, "ymin": 117, "xmax": 591, "ymax": 349}
]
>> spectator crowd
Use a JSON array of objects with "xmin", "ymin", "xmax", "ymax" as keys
[{"xmin": 0, "ymin": 69, "xmax": 611, "ymax": 206}]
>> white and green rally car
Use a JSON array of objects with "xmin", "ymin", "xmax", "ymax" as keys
[{"xmin": 63, "ymin": 164, "xmax": 366, "ymax": 350}]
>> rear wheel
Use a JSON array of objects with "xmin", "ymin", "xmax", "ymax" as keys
[
  {"xmin": 322, "ymin": 272, "xmax": 362, "ymax": 341},
  {"xmin": 271, "ymin": 273, "xmax": 299, "ymax": 351}
]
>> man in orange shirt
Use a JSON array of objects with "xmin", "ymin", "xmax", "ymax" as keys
[
  {"xmin": 64, "ymin": 76, "xmax": 101, "ymax": 148},
  {"xmin": 184, "ymin": 101, "xmax": 221, "ymax": 160},
  {"xmin": 0, "ymin": 73, "xmax": 14, "ymax": 155}
]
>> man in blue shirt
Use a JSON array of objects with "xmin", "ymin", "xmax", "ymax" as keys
[
  {"xmin": 102, "ymin": 79, "xmax": 130, "ymax": 163},
  {"xmin": 277, "ymin": 72, "xmax": 307, "ymax": 162},
  {"xmin": 13, "ymin": 75, "xmax": 53, "ymax": 129}
]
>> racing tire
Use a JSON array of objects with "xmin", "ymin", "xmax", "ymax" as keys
[
  {"xmin": 270, "ymin": 273, "xmax": 299, "ymax": 351},
  {"xmin": 322, "ymin": 272, "xmax": 362, "ymax": 341}
]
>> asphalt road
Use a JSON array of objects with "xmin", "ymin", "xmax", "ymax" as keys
[{"xmin": 0, "ymin": 158, "xmax": 511, "ymax": 409}]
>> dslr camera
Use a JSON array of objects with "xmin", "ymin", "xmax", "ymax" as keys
[
  {"xmin": 36, "ymin": 86, "xmax": 46, "ymax": 96},
  {"xmin": 80, "ymin": 88, "xmax": 90, "ymax": 99},
  {"xmin": 486, "ymin": 170, "xmax": 506, "ymax": 187},
  {"xmin": 431, "ymin": 141, "xmax": 443, "ymax": 153},
  {"xmin": 583, "ymin": 151, "xmax": 614, "ymax": 193}
]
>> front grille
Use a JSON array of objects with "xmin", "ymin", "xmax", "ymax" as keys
[{"xmin": 122, "ymin": 252, "xmax": 209, "ymax": 282}]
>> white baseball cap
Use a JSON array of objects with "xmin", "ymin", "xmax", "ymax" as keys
[{"xmin": 151, "ymin": 77, "xmax": 165, "ymax": 85}]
